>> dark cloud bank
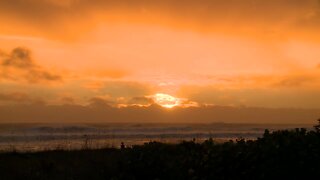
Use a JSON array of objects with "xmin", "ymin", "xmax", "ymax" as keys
[{"xmin": 0, "ymin": 103, "xmax": 319, "ymax": 124}]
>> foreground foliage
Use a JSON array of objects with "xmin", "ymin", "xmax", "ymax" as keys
[{"xmin": 1, "ymin": 124, "xmax": 320, "ymax": 180}]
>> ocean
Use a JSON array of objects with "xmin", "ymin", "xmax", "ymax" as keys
[{"xmin": 0, "ymin": 123, "xmax": 312, "ymax": 152}]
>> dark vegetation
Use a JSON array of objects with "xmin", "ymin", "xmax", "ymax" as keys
[{"xmin": 1, "ymin": 120, "xmax": 320, "ymax": 180}]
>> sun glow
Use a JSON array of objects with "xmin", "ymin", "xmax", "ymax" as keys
[{"xmin": 152, "ymin": 93, "xmax": 180, "ymax": 108}]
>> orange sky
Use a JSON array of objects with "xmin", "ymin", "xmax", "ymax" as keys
[{"xmin": 1, "ymin": 0, "xmax": 320, "ymax": 123}]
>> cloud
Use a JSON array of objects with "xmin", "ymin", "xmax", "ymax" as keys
[
  {"xmin": 91, "ymin": 81, "xmax": 154, "ymax": 98},
  {"xmin": 88, "ymin": 97, "xmax": 114, "ymax": 108},
  {"xmin": 1, "ymin": 0, "xmax": 320, "ymax": 41},
  {"xmin": 0, "ymin": 47, "xmax": 62, "ymax": 83},
  {"xmin": 2, "ymin": 47, "xmax": 35, "ymax": 68},
  {"xmin": 60, "ymin": 96, "xmax": 76, "ymax": 105},
  {"xmin": 0, "ymin": 103, "xmax": 319, "ymax": 124},
  {"xmin": 85, "ymin": 69, "xmax": 130, "ymax": 79},
  {"xmin": 273, "ymin": 75, "xmax": 316, "ymax": 87},
  {"xmin": 0, "ymin": 92, "xmax": 30, "ymax": 102},
  {"xmin": 26, "ymin": 69, "xmax": 61, "ymax": 82},
  {"xmin": 178, "ymin": 99, "xmax": 199, "ymax": 108},
  {"xmin": 177, "ymin": 73, "xmax": 320, "ymax": 109},
  {"xmin": 127, "ymin": 96, "xmax": 154, "ymax": 106},
  {"xmin": 0, "ymin": 91, "xmax": 47, "ymax": 105}
]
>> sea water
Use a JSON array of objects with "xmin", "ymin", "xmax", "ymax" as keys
[{"xmin": 0, "ymin": 123, "xmax": 311, "ymax": 152}]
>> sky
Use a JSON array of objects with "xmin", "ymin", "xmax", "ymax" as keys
[{"xmin": 1, "ymin": 0, "xmax": 320, "ymax": 123}]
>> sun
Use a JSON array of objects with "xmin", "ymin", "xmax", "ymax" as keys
[{"xmin": 152, "ymin": 93, "xmax": 180, "ymax": 108}]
